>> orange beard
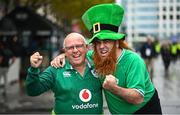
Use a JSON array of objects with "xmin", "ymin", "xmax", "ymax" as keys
[{"xmin": 93, "ymin": 44, "xmax": 117, "ymax": 77}]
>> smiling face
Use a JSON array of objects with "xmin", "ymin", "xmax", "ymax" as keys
[{"xmin": 64, "ymin": 33, "xmax": 87, "ymax": 67}]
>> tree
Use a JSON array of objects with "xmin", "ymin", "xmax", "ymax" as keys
[
  {"xmin": 1, "ymin": 0, "xmax": 114, "ymax": 34},
  {"xmin": 48, "ymin": 0, "xmax": 114, "ymax": 34}
]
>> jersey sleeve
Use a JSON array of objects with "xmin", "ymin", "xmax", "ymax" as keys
[{"xmin": 25, "ymin": 66, "xmax": 56, "ymax": 96}]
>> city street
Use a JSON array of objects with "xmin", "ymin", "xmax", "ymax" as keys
[
  {"xmin": 153, "ymin": 56, "xmax": 180, "ymax": 114},
  {"xmin": 0, "ymin": 56, "xmax": 180, "ymax": 114},
  {"xmin": 1, "ymin": 0, "xmax": 180, "ymax": 114}
]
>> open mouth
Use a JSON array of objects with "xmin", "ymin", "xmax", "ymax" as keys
[
  {"xmin": 72, "ymin": 54, "xmax": 81, "ymax": 58},
  {"xmin": 99, "ymin": 49, "xmax": 109, "ymax": 57},
  {"xmin": 100, "ymin": 50, "xmax": 108, "ymax": 54}
]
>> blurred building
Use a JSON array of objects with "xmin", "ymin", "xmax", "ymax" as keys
[
  {"xmin": 0, "ymin": 6, "xmax": 65, "ymax": 85},
  {"xmin": 117, "ymin": 0, "xmax": 180, "ymax": 45}
]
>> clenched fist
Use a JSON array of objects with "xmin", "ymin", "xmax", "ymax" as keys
[
  {"xmin": 30, "ymin": 52, "xmax": 43, "ymax": 68},
  {"xmin": 103, "ymin": 74, "xmax": 118, "ymax": 91}
]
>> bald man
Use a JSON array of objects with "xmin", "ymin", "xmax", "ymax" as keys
[{"xmin": 25, "ymin": 33, "xmax": 103, "ymax": 114}]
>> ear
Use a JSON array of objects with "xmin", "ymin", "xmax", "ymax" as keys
[{"xmin": 115, "ymin": 41, "xmax": 119, "ymax": 48}]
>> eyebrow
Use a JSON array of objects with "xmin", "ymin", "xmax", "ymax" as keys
[{"xmin": 65, "ymin": 43, "xmax": 84, "ymax": 47}]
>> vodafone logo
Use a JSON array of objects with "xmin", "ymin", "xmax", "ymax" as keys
[
  {"xmin": 72, "ymin": 89, "xmax": 98, "ymax": 110},
  {"xmin": 79, "ymin": 89, "xmax": 92, "ymax": 102}
]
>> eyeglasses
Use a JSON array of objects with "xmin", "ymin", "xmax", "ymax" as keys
[{"xmin": 64, "ymin": 44, "xmax": 85, "ymax": 51}]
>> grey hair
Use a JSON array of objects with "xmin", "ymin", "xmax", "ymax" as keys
[{"xmin": 63, "ymin": 32, "xmax": 87, "ymax": 48}]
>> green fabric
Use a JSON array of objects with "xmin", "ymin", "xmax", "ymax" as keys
[
  {"xmin": 155, "ymin": 43, "xmax": 161, "ymax": 53},
  {"xmin": 25, "ymin": 59, "xmax": 103, "ymax": 114},
  {"xmin": 87, "ymin": 49, "xmax": 155, "ymax": 114},
  {"xmin": 171, "ymin": 45, "xmax": 177, "ymax": 54},
  {"xmin": 82, "ymin": 3, "xmax": 124, "ymax": 30},
  {"xmin": 82, "ymin": 3, "xmax": 125, "ymax": 43},
  {"xmin": 177, "ymin": 43, "xmax": 180, "ymax": 50}
]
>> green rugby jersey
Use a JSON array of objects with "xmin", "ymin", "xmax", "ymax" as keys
[
  {"xmin": 25, "ymin": 59, "xmax": 103, "ymax": 114},
  {"xmin": 87, "ymin": 49, "xmax": 155, "ymax": 114}
]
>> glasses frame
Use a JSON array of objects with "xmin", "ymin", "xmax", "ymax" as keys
[{"xmin": 64, "ymin": 44, "xmax": 86, "ymax": 51}]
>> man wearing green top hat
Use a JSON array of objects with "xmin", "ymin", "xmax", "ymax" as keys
[
  {"xmin": 51, "ymin": 3, "xmax": 162, "ymax": 114},
  {"xmin": 82, "ymin": 3, "xmax": 162, "ymax": 114}
]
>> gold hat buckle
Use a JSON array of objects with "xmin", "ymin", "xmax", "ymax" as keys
[{"xmin": 93, "ymin": 22, "xmax": 100, "ymax": 34}]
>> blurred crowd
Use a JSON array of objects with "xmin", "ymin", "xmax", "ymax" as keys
[{"xmin": 138, "ymin": 36, "xmax": 180, "ymax": 81}]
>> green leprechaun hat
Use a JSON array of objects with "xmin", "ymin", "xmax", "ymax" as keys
[{"xmin": 82, "ymin": 3, "xmax": 126, "ymax": 43}]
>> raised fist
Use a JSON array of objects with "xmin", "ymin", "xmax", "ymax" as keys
[
  {"xmin": 103, "ymin": 74, "xmax": 118, "ymax": 91},
  {"xmin": 30, "ymin": 52, "xmax": 43, "ymax": 68}
]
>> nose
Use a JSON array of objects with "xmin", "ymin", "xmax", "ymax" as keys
[
  {"xmin": 99, "ymin": 41, "xmax": 105, "ymax": 48},
  {"xmin": 72, "ymin": 46, "xmax": 78, "ymax": 52}
]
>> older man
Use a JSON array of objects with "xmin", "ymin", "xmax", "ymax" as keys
[{"xmin": 25, "ymin": 33, "xmax": 103, "ymax": 114}]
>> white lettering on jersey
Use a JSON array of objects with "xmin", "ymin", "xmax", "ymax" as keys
[
  {"xmin": 63, "ymin": 71, "xmax": 71, "ymax": 77},
  {"xmin": 72, "ymin": 103, "xmax": 99, "ymax": 109}
]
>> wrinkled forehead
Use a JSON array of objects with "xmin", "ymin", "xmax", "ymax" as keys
[{"xmin": 63, "ymin": 33, "xmax": 86, "ymax": 47}]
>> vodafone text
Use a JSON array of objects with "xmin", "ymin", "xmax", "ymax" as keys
[{"xmin": 72, "ymin": 103, "xmax": 98, "ymax": 109}]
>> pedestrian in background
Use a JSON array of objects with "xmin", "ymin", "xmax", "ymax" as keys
[
  {"xmin": 140, "ymin": 36, "xmax": 156, "ymax": 81},
  {"xmin": 7, "ymin": 35, "xmax": 27, "ymax": 93},
  {"xmin": 25, "ymin": 33, "xmax": 103, "ymax": 114},
  {"xmin": 177, "ymin": 41, "xmax": 180, "ymax": 60},
  {"xmin": 170, "ymin": 41, "xmax": 178, "ymax": 63},
  {"xmin": 154, "ymin": 38, "xmax": 161, "ymax": 57},
  {"xmin": 0, "ymin": 41, "xmax": 16, "ymax": 97},
  {"xmin": 160, "ymin": 41, "xmax": 171, "ymax": 73}
]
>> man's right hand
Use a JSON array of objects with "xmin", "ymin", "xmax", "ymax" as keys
[
  {"xmin": 30, "ymin": 52, "xmax": 43, "ymax": 68},
  {"xmin": 51, "ymin": 53, "xmax": 65, "ymax": 68}
]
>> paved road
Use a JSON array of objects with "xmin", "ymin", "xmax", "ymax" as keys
[
  {"xmin": 153, "ymin": 56, "xmax": 180, "ymax": 114},
  {"xmin": 0, "ymin": 56, "xmax": 180, "ymax": 114}
]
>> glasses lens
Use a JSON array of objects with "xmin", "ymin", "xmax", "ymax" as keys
[{"xmin": 65, "ymin": 44, "xmax": 85, "ymax": 51}]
